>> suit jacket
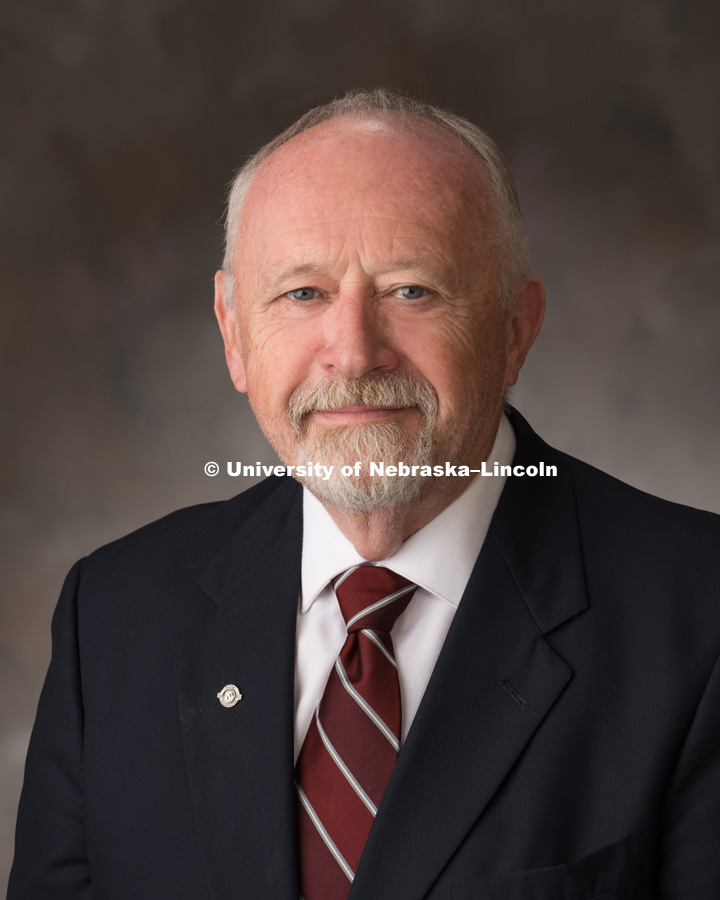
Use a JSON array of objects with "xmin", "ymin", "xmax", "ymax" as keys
[{"xmin": 9, "ymin": 410, "xmax": 720, "ymax": 899}]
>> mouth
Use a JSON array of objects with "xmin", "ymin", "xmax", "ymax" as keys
[{"xmin": 311, "ymin": 406, "xmax": 410, "ymax": 425}]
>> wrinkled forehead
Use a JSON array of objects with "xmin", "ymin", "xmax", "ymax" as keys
[{"xmin": 235, "ymin": 115, "xmax": 495, "ymax": 247}]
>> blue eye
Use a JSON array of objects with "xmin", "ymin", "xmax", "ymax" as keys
[
  {"xmin": 288, "ymin": 288, "xmax": 318, "ymax": 302},
  {"xmin": 397, "ymin": 285, "xmax": 426, "ymax": 300}
]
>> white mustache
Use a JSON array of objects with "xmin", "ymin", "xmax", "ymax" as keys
[{"xmin": 287, "ymin": 374, "xmax": 438, "ymax": 435}]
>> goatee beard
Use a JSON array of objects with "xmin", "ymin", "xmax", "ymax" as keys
[{"xmin": 287, "ymin": 374, "xmax": 438, "ymax": 512}]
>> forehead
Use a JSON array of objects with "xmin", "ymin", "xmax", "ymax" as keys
[{"xmin": 234, "ymin": 116, "xmax": 494, "ymax": 271}]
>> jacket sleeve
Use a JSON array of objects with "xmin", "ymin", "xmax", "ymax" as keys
[
  {"xmin": 7, "ymin": 560, "xmax": 93, "ymax": 899},
  {"xmin": 658, "ymin": 651, "xmax": 720, "ymax": 899}
]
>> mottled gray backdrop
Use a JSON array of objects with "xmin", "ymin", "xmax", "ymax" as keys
[{"xmin": 2, "ymin": 0, "xmax": 719, "ymax": 886}]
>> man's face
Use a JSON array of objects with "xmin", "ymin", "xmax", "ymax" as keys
[{"xmin": 216, "ymin": 117, "xmax": 542, "ymax": 509}]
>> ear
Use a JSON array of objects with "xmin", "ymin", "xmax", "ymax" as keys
[
  {"xmin": 504, "ymin": 277, "xmax": 546, "ymax": 386},
  {"xmin": 214, "ymin": 269, "xmax": 248, "ymax": 393}
]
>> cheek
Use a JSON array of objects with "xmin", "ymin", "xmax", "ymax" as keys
[
  {"xmin": 241, "ymin": 318, "xmax": 317, "ymax": 409},
  {"xmin": 398, "ymin": 319, "xmax": 503, "ymax": 413}
]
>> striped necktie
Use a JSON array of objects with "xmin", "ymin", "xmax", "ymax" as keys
[{"xmin": 295, "ymin": 564, "xmax": 417, "ymax": 900}]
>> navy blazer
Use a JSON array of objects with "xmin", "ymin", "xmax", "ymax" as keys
[{"xmin": 9, "ymin": 410, "xmax": 720, "ymax": 899}]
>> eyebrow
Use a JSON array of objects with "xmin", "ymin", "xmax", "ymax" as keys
[
  {"xmin": 264, "ymin": 258, "xmax": 461, "ymax": 295},
  {"xmin": 265, "ymin": 264, "xmax": 324, "ymax": 296},
  {"xmin": 372, "ymin": 258, "xmax": 468, "ymax": 297}
]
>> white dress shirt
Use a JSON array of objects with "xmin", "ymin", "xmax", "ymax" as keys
[{"xmin": 294, "ymin": 415, "xmax": 516, "ymax": 760}]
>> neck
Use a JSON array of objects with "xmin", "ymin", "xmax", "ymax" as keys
[{"xmin": 319, "ymin": 472, "xmax": 478, "ymax": 560}]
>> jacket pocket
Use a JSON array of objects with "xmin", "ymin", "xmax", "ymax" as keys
[{"xmin": 449, "ymin": 832, "xmax": 646, "ymax": 900}]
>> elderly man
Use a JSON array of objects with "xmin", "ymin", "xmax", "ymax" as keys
[{"xmin": 9, "ymin": 91, "xmax": 720, "ymax": 900}]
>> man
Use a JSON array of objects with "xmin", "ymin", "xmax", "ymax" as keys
[{"xmin": 9, "ymin": 90, "xmax": 720, "ymax": 899}]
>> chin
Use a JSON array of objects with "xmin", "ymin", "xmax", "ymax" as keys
[{"xmin": 294, "ymin": 421, "xmax": 433, "ymax": 512}]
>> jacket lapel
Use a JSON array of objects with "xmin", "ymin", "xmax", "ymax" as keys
[
  {"xmin": 172, "ymin": 478, "xmax": 303, "ymax": 900},
  {"xmin": 350, "ymin": 411, "xmax": 588, "ymax": 900}
]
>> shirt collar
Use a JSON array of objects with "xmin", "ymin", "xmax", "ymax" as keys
[{"xmin": 300, "ymin": 414, "xmax": 516, "ymax": 611}]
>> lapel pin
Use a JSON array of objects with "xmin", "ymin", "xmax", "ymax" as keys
[{"xmin": 217, "ymin": 684, "xmax": 242, "ymax": 708}]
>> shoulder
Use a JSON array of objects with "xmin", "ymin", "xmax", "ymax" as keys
[
  {"xmin": 78, "ymin": 475, "xmax": 300, "ymax": 589},
  {"xmin": 58, "ymin": 476, "xmax": 302, "ymax": 658},
  {"xmin": 509, "ymin": 406, "xmax": 720, "ymax": 550},
  {"xmin": 564, "ymin": 450, "xmax": 720, "ymax": 622},
  {"xmin": 546, "ymin": 437, "xmax": 720, "ymax": 573},
  {"xmin": 505, "ymin": 407, "xmax": 720, "ymax": 643}
]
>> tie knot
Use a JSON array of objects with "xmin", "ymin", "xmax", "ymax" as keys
[{"xmin": 332, "ymin": 565, "xmax": 416, "ymax": 634}]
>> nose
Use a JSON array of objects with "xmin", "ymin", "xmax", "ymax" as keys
[{"xmin": 317, "ymin": 287, "xmax": 399, "ymax": 378}]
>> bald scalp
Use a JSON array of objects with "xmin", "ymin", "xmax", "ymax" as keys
[{"xmin": 243, "ymin": 115, "xmax": 492, "ymax": 214}]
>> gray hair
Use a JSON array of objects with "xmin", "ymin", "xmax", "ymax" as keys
[{"xmin": 222, "ymin": 88, "xmax": 531, "ymax": 310}]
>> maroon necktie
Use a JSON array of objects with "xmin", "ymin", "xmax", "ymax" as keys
[{"xmin": 295, "ymin": 565, "xmax": 417, "ymax": 900}]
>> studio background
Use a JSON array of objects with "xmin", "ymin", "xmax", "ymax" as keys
[{"xmin": 2, "ymin": 0, "xmax": 719, "ymax": 886}]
